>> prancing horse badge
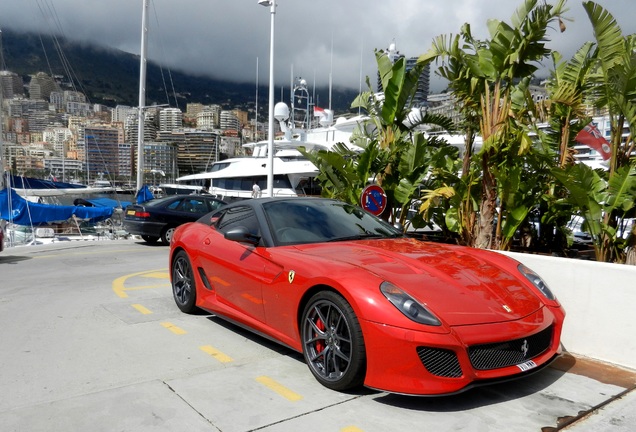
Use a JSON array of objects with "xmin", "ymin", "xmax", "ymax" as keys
[{"xmin": 288, "ymin": 270, "xmax": 295, "ymax": 284}]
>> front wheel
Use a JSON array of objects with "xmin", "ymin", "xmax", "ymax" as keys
[
  {"xmin": 171, "ymin": 250, "xmax": 197, "ymax": 313},
  {"xmin": 301, "ymin": 291, "xmax": 366, "ymax": 391}
]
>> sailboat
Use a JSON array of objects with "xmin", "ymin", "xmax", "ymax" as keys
[{"xmin": 0, "ymin": 30, "xmax": 127, "ymax": 246}]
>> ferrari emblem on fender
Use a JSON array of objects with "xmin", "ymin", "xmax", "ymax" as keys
[
  {"xmin": 288, "ymin": 270, "xmax": 295, "ymax": 284},
  {"xmin": 503, "ymin": 304, "xmax": 512, "ymax": 313}
]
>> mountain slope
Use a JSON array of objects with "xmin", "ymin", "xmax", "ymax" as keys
[{"xmin": 1, "ymin": 28, "xmax": 358, "ymax": 113}]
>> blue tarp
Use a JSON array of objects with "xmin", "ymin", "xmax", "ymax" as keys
[
  {"xmin": 136, "ymin": 185, "xmax": 154, "ymax": 204},
  {"xmin": 8, "ymin": 175, "xmax": 88, "ymax": 190},
  {"xmin": 0, "ymin": 188, "xmax": 114, "ymax": 226}
]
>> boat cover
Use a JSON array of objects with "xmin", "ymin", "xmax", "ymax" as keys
[
  {"xmin": 136, "ymin": 185, "xmax": 154, "ymax": 204},
  {"xmin": 0, "ymin": 188, "xmax": 113, "ymax": 226},
  {"xmin": 8, "ymin": 175, "xmax": 88, "ymax": 190}
]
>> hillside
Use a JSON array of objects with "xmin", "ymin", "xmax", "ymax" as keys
[{"xmin": 1, "ymin": 28, "xmax": 358, "ymax": 113}]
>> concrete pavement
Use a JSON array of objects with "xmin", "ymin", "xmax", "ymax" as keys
[{"xmin": 1, "ymin": 240, "xmax": 634, "ymax": 431}]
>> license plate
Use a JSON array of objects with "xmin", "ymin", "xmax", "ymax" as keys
[
  {"xmin": 127, "ymin": 210, "xmax": 135, "ymax": 215},
  {"xmin": 516, "ymin": 360, "xmax": 537, "ymax": 372}
]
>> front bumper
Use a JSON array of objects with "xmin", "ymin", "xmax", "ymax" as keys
[{"xmin": 361, "ymin": 305, "xmax": 565, "ymax": 395}]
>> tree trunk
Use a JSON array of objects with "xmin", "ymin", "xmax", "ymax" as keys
[
  {"xmin": 475, "ymin": 154, "xmax": 497, "ymax": 249},
  {"xmin": 462, "ymin": 129, "xmax": 474, "ymax": 178}
]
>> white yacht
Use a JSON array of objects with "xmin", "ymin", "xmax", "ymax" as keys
[{"xmin": 160, "ymin": 80, "xmax": 366, "ymax": 199}]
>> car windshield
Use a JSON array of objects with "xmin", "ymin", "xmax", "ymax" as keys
[{"xmin": 264, "ymin": 199, "xmax": 403, "ymax": 245}]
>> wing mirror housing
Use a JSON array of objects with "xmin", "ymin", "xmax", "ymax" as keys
[{"xmin": 224, "ymin": 226, "xmax": 260, "ymax": 245}]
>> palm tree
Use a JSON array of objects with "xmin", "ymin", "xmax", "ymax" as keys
[
  {"xmin": 420, "ymin": 0, "xmax": 568, "ymax": 250},
  {"xmin": 302, "ymin": 49, "xmax": 456, "ymax": 228}
]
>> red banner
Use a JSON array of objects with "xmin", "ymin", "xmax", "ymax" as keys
[{"xmin": 575, "ymin": 123, "xmax": 612, "ymax": 160}]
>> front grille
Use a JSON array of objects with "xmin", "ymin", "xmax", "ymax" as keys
[
  {"xmin": 468, "ymin": 325, "xmax": 553, "ymax": 370},
  {"xmin": 416, "ymin": 347, "xmax": 463, "ymax": 378}
]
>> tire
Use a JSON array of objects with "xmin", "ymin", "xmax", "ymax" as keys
[
  {"xmin": 301, "ymin": 291, "xmax": 366, "ymax": 391},
  {"xmin": 171, "ymin": 250, "xmax": 197, "ymax": 313},
  {"xmin": 161, "ymin": 226, "xmax": 176, "ymax": 244},
  {"xmin": 141, "ymin": 235, "xmax": 159, "ymax": 244}
]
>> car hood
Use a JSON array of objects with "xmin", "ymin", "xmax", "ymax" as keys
[{"xmin": 293, "ymin": 238, "xmax": 543, "ymax": 326}]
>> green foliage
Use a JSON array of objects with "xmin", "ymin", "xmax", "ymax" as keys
[
  {"xmin": 307, "ymin": 49, "xmax": 457, "ymax": 228},
  {"xmin": 553, "ymin": 163, "xmax": 636, "ymax": 261}
]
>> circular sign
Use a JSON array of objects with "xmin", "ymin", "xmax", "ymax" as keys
[{"xmin": 361, "ymin": 185, "xmax": 387, "ymax": 216}]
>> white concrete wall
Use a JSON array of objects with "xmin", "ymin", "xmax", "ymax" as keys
[{"xmin": 498, "ymin": 251, "xmax": 636, "ymax": 370}]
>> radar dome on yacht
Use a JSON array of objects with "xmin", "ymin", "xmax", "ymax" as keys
[{"xmin": 274, "ymin": 102, "xmax": 290, "ymax": 121}]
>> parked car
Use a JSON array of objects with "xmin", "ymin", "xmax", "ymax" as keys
[
  {"xmin": 169, "ymin": 197, "xmax": 565, "ymax": 395},
  {"xmin": 124, "ymin": 195, "xmax": 226, "ymax": 244},
  {"xmin": 567, "ymin": 215, "xmax": 594, "ymax": 245}
]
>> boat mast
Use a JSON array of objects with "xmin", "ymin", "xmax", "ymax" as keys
[
  {"xmin": 136, "ymin": 0, "xmax": 150, "ymax": 191},
  {"xmin": 0, "ymin": 29, "xmax": 5, "ymax": 191},
  {"xmin": 329, "ymin": 32, "xmax": 333, "ymax": 112},
  {"xmin": 255, "ymin": 57, "xmax": 259, "ymax": 141}
]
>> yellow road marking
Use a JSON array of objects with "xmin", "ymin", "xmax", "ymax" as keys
[
  {"xmin": 131, "ymin": 304, "xmax": 152, "ymax": 315},
  {"xmin": 200, "ymin": 345, "xmax": 233, "ymax": 363},
  {"xmin": 112, "ymin": 269, "xmax": 169, "ymax": 298},
  {"xmin": 122, "ymin": 284, "xmax": 171, "ymax": 292},
  {"xmin": 142, "ymin": 271, "xmax": 170, "ymax": 280},
  {"xmin": 161, "ymin": 322, "xmax": 187, "ymax": 335},
  {"xmin": 341, "ymin": 427, "xmax": 365, "ymax": 432},
  {"xmin": 255, "ymin": 376, "xmax": 303, "ymax": 401}
]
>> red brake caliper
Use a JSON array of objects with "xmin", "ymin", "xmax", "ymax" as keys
[{"xmin": 315, "ymin": 317, "xmax": 325, "ymax": 354}]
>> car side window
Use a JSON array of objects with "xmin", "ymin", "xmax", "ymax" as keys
[
  {"xmin": 207, "ymin": 199, "xmax": 224, "ymax": 212},
  {"xmin": 188, "ymin": 199, "xmax": 208, "ymax": 213},
  {"xmin": 166, "ymin": 199, "xmax": 183, "ymax": 210},
  {"xmin": 174, "ymin": 198, "xmax": 205, "ymax": 213},
  {"xmin": 216, "ymin": 206, "xmax": 260, "ymax": 238}
]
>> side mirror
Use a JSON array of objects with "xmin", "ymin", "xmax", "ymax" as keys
[{"xmin": 224, "ymin": 226, "xmax": 260, "ymax": 245}]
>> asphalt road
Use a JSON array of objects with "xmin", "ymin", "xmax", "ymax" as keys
[{"xmin": 0, "ymin": 239, "xmax": 634, "ymax": 432}]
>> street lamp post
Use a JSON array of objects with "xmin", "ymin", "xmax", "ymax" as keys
[
  {"xmin": 259, "ymin": 0, "xmax": 276, "ymax": 197},
  {"xmin": 136, "ymin": 0, "xmax": 150, "ymax": 192}
]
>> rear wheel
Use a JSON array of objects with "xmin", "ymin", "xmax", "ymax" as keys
[
  {"xmin": 171, "ymin": 250, "xmax": 197, "ymax": 313},
  {"xmin": 141, "ymin": 235, "xmax": 159, "ymax": 244},
  {"xmin": 301, "ymin": 291, "xmax": 366, "ymax": 391},
  {"xmin": 161, "ymin": 226, "xmax": 176, "ymax": 244}
]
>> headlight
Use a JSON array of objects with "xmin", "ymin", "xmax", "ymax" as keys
[
  {"xmin": 518, "ymin": 264, "xmax": 556, "ymax": 300},
  {"xmin": 380, "ymin": 282, "xmax": 441, "ymax": 326}
]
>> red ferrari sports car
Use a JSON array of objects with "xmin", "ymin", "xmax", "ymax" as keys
[{"xmin": 169, "ymin": 197, "xmax": 565, "ymax": 395}]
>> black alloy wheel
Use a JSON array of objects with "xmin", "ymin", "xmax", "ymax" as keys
[
  {"xmin": 301, "ymin": 291, "xmax": 366, "ymax": 391},
  {"xmin": 172, "ymin": 250, "xmax": 197, "ymax": 313}
]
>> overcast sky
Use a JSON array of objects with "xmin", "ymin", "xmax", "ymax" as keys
[{"xmin": 2, "ymin": 0, "xmax": 635, "ymax": 94}]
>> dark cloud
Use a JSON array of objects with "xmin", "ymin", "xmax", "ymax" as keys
[{"xmin": 1, "ymin": 0, "xmax": 634, "ymax": 93}]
